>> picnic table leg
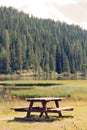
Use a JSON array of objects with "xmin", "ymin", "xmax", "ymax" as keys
[
  {"xmin": 39, "ymin": 101, "xmax": 49, "ymax": 118},
  {"xmin": 26, "ymin": 101, "xmax": 34, "ymax": 118},
  {"xmin": 55, "ymin": 101, "xmax": 62, "ymax": 117}
]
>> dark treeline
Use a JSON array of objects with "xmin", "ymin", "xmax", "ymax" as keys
[{"xmin": 0, "ymin": 6, "xmax": 87, "ymax": 74}]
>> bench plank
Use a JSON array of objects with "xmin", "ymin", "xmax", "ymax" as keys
[
  {"xmin": 11, "ymin": 107, "xmax": 29, "ymax": 112},
  {"xmin": 11, "ymin": 106, "xmax": 42, "ymax": 112},
  {"xmin": 47, "ymin": 107, "xmax": 74, "ymax": 113},
  {"xmin": 11, "ymin": 106, "xmax": 74, "ymax": 113}
]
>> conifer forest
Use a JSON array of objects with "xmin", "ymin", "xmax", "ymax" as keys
[{"xmin": 0, "ymin": 7, "xmax": 87, "ymax": 74}]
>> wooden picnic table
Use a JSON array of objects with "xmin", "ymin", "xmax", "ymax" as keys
[
  {"xmin": 11, "ymin": 97, "xmax": 74, "ymax": 118},
  {"xmin": 26, "ymin": 97, "xmax": 64, "ymax": 118}
]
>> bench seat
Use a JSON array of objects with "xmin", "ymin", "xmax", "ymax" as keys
[
  {"xmin": 11, "ymin": 106, "xmax": 74, "ymax": 113},
  {"xmin": 11, "ymin": 106, "xmax": 43, "ymax": 112},
  {"xmin": 47, "ymin": 106, "xmax": 74, "ymax": 113},
  {"xmin": 11, "ymin": 107, "xmax": 29, "ymax": 112}
]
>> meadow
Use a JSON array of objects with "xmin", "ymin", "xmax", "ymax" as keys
[{"xmin": 0, "ymin": 80, "xmax": 87, "ymax": 130}]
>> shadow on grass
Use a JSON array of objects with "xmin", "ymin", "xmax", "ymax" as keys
[
  {"xmin": 7, "ymin": 115, "xmax": 74, "ymax": 123},
  {"xmin": 0, "ymin": 83, "xmax": 63, "ymax": 87}
]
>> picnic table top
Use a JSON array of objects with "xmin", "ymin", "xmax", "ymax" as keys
[{"xmin": 26, "ymin": 97, "xmax": 64, "ymax": 102}]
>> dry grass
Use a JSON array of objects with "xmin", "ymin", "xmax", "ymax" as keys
[
  {"xmin": 0, "ymin": 80, "xmax": 87, "ymax": 130},
  {"xmin": 0, "ymin": 100, "xmax": 87, "ymax": 130}
]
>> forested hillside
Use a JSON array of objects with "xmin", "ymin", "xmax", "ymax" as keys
[{"xmin": 0, "ymin": 6, "xmax": 87, "ymax": 74}]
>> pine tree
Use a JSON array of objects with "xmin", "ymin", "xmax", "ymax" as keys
[{"xmin": 3, "ymin": 29, "xmax": 10, "ymax": 73}]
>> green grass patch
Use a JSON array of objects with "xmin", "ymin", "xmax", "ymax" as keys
[
  {"xmin": 0, "ymin": 80, "xmax": 87, "ymax": 101},
  {"xmin": 11, "ymin": 85, "xmax": 87, "ymax": 100}
]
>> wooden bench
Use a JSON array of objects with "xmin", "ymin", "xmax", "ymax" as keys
[
  {"xmin": 11, "ymin": 106, "xmax": 74, "ymax": 113},
  {"xmin": 11, "ymin": 107, "xmax": 29, "ymax": 112},
  {"xmin": 11, "ymin": 106, "xmax": 41, "ymax": 112},
  {"xmin": 47, "ymin": 107, "xmax": 74, "ymax": 113}
]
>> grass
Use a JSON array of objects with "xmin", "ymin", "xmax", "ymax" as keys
[
  {"xmin": 0, "ymin": 80, "xmax": 87, "ymax": 130},
  {"xmin": 0, "ymin": 100, "xmax": 87, "ymax": 130},
  {"xmin": 4, "ymin": 80, "xmax": 86, "ymax": 100},
  {"xmin": 10, "ymin": 85, "xmax": 87, "ymax": 100}
]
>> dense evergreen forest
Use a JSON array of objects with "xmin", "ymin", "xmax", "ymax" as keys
[{"xmin": 0, "ymin": 6, "xmax": 87, "ymax": 74}]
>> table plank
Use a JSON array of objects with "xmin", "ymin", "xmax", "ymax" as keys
[{"xmin": 26, "ymin": 97, "xmax": 64, "ymax": 102}]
